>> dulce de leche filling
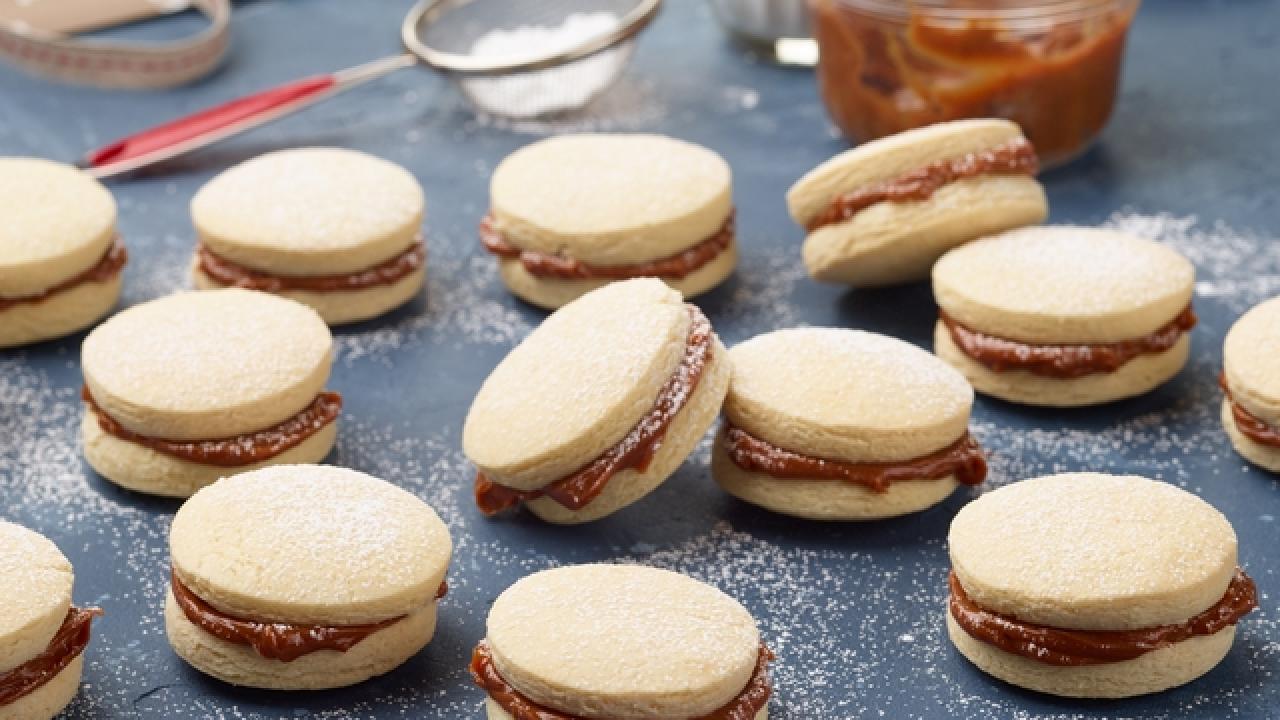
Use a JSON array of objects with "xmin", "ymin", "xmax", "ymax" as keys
[
  {"xmin": 470, "ymin": 640, "xmax": 774, "ymax": 720},
  {"xmin": 196, "ymin": 240, "xmax": 425, "ymax": 294},
  {"xmin": 82, "ymin": 387, "xmax": 341, "ymax": 466},
  {"xmin": 479, "ymin": 213, "xmax": 734, "ymax": 281},
  {"xmin": 171, "ymin": 570, "xmax": 447, "ymax": 662},
  {"xmin": 0, "ymin": 607, "xmax": 102, "ymax": 707},
  {"xmin": 475, "ymin": 305, "xmax": 713, "ymax": 515},
  {"xmin": 949, "ymin": 568, "xmax": 1258, "ymax": 666},
  {"xmin": 805, "ymin": 138, "xmax": 1039, "ymax": 232},
  {"xmin": 941, "ymin": 305, "xmax": 1197, "ymax": 379},
  {"xmin": 723, "ymin": 423, "xmax": 986, "ymax": 492},
  {"xmin": 1219, "ymin": 372, "xmax": 1280, "ymax": 448},
  {"xmin": 0, "ymin": 239, "xmax": 127, "ymax": 312}
]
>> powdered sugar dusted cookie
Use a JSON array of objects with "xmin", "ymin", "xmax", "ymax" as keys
[
  {"xmin": 933, "ymin": 226, "xmax": 1196, "ymax": 406},
  {"xmin": 1221, "ymin": 296, "xmax": 1280, "ymax": 471},
  {"xmin": 464, "ymin": 278, "xmax": 730, "ymax": 524},
  {"xmin": 191, "ymin": 147, "xmax": 426, "ymax": 325},
  {"xmin": 481, "ymin": 134, "xmax": 736, "ymax": 309},
  {"xmin": 0, "ymin": 158, "xmax": 126, "ymax": 347},
  {"xmin": 712, "ymin": 328, "xmax": 985, "ymax": 520},
  {"xmin": 472, "ymin": 564, "xmax": 771, "ymax": 719}
]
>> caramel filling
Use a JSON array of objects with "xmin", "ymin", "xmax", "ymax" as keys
[
  {"xmin": 723, "ymin": 422, "xmax": 987, "ymax": 492},
  {"xmin": 196, "ymin": 240, "xmax": 425, "ymax": 294},
  {"xmin": 475, "ymin": 305, "xmax": 713, "ymax": 515},
  {"xmin": 479, "ymin": 213, "xmax": 734, "ymax": 280},
  {"xmin": 0, "ymin": 607, "xmax": 101, "ymax": 707},
  {"xmin": 470, "ymin": 640, "xmax": 774, "ymax": 720},
  {"xmin": 805, "ymin": 139, "xmax": 1039, "ymax": 232},
  {"xmin": 171, "ymin": 570, "xmax": 447, "ymax": 663},
  {"xmin": 1219, "ymin": 373, "xmax": 1280, "ymax": 448},
  {"xmin": 940, "ymin": 305, "xmax": 1197, "ymax": 379},
  {"xmin": 0, "ymin": 240, "xmax": 127, "ymax": 312},
  {"xmin": 82, "ymin": 387, "xmax": 341, "ymax": 467},
  {"xmin": 948, "ymin": 568, "xmax": 1257, "ymax": 666}
]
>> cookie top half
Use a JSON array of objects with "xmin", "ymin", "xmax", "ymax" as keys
[
  {"xmin": 463, "ymin": 279, "xmax": 693, "ymax": 491},
  {"xmin": 0, "ymin": 521, "xmax": 74, "ymax": 673},
  {"xmin": 82, "ymin": 289, "xmax": 332, "ymax": 440},
  {"xmin": 933, "ymin": 226, "xmax": 1195, "ymax": 343},
  {"xmin": 486, "ymin": 564, "xmax": 760, "ymax": 719},
  {"xmin": 1224, "ymin": 296, "xmax": 1280, "ymax": 426},
  {"xmin": 191, "ymin": 147, "xmax": 424, "ymax": 276},
  {"xmin": 949, "ymin": 473, "xmax": 1237, "ymax": 631},
  {"xmin": 489, "ymin": 134, "xmax": 732, "ymax": 266},
  {"xmin": 725, "ymin": 328, "xmax": 973, "ymax": 463},
  {"xmin": 170, "ymin": 465, "xmax": 452, "ymax": 625},
  {"xmin": 0, "ymin": 157, "xmax": 117, "ymax": 298}
]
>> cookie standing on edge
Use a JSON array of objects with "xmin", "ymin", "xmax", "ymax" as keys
[
  {"xmin": 1221, "ymin": 296, "xmax": 1280, "ymax": 471},
  {"xmin": 933, "ymin": 226, "xmax": 1197, "ymax": 406},
  {"xmin": 464, "ymin": 278, "xmax": 731, "ymax": 523},
  {"xmin": 946, "ymin": 473, "xmax": 1258, "ymax": 698},
  {"xmin": 711, "ymin": 328, "xmax": 987, "ymax": 520},
  {"xmin": 480, "ymin": 134, "xmax": 737, "ymax": 309},
  {"xmin": 190, "ymin": 147, "xmax": 426, "ymax": 325},
  {"xmin": 471, "ymin": 564, "xmax": 773, "ymax": 719},
  {"xmin": 0, "ymin": 522, "xmax": 101, "ymax": 720},
  {"xmin": 786, "ymin": 119, "xmax": 1046, "ymax": 287},
  {"xmin": 0, "ymin": 158, "xmax": 127, "ymax": 348},
  {"xmin": 165, "ymin": 465, "xmax": 453, "ymax": 690},
  {"xmin": 80, "ymin": 289, "xmax": 340, "ymax": 497}
]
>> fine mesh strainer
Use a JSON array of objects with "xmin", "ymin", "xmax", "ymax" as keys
[{"xmin": 82, "ymin": 0, "xmax": 663, "ymax": 180}]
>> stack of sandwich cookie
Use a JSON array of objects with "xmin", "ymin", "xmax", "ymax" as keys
[
  {"xmin": 464, "ymin": 279, "xmax": 731, "ymax": 524},
  {"xmin": 0, "ymin": 158, "xmax": 126, "ymax": 348},
  {"xmin": 711, "ymin": 328, "xmax": 985, "ymax": 520},
  {"xmin": 0, "ymin": 521, "xmax": 101, "ymax": 720},
  {"xmin": 481, "ymin": 134, "xmax": 737, "ymax": 309},
  {"xmin": 1221, "ymin": 296, "xmax": 1280, "ymax": 471},
  {"xmin": 786, "ymin": 119, "xmax": 1046, "ymax": 286},
  {"xmin": 190, "ymin": 147, "xmax": 426, "ymax": 325},
  {"xmin": 947, "ymin": 473, "xmax": 1257, "ymax": 698},
  {"xmin": 933, "ymin": 226, "xmax": 1197, "ymax": 406},
  {"xmin": 165, "ymin": 465, "xmax": 453, "ymax": 689},
  {"xmin": 471, "ymin": 564, "xmax": 772, "ymax": 719},
  {"xmin": 80, "ymin": 289, "xmax": 339, "ymax": 497}
]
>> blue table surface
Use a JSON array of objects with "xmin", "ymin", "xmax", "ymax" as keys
[{"xmin": 1, "ymin": 1, "xmax": 1278, "ymax": 718}]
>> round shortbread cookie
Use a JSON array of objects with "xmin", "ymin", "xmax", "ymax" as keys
[
  {"xmin": 463, "ymin": 279, "xmax": 694, "ymax": 492},
  {"xmin": 0, "ymin": 653, "xmax": 84, "ymax": 720},
  {"xmin": 483, "ymin": 698, "xmax": 767, "ymax": 720},
  {"xmin": 1221, "ymin": 398, "xmax": 1280, "ymax": 472},
  {"xmin": 0, "ymin": 272, "xmax": 121, "ymax": 349},
  {"xmin": 486, "ymin": 564, "xmax": 760, "ymax": 719},
  {"xmin": 191, "ymin": 147, "xmax": 424, "ymax": 276},
  {"xmin": 0, "ymin": 158, "xmax": 116, "ymax": 298},
  {"xmin": 192, "ymin": 263, "xmax": 425, "ymax": 326},
  {"xmin": 494, "ymin": 240, "xmax": 738, "ymax": 310},
  {"xmin": 1223, "ymin": 296, "xmax": 1280, "ymax": 427},
  {"xmin": 169, "ymin": 465, "xmax": 452, "ymax": 626},
  {"xmin": 81, "ymin": 289, "xmax": 332, "ymax": 440},
  {"xmin": 0, "ymin": 522, "xmax": 73, "ymax": 674},
  {"xmin": 489, "ymin": 134, "xmax": 732, "ymax": 266},
  {"xmin": 949, "ymin": 473, "xmax": 1237, "ymax": 631},
  {"xmin": 933, "ymin": 226, "xmax": 1195, "ymax": 344},
  {"xmin": 725, "ymin": 328, "xmax": 973, "ymax": 463},
  {"xmin": 934, "ymin": 322, "xmax": 1191, "ymax": 407}
]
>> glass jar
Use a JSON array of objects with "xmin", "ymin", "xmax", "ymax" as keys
[{"xmin": 809, "ymin": 0, "xmax": 1140, "ymax": 167}]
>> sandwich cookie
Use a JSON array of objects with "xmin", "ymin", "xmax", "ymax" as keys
[
  {"xmin": 1221, "ymin": 296, "xmax": 1280, "ymax": 471},
  {"xmin": 947, "ymin": 473, "xmax": 1257, "ymax": 698},
  {"xmin": 933, "ymin": 226, "xmax": 1196, "ymax": 407},
  {"xmin": 712, "ymin": 328, "xmax": 986, "ymax": 520},
  {"xmin": 786, "ymin": 119, "xmax": 1046, "ymax": 286},
  {"xmin": 481, "ymin": 134, "xmax": 736, "ymax": 309},
  {"xmin": 80, "ymin": 289, "xmax": 339, "ymax": 497},
  {"xmin": 165, "ymin": 465, "xmax": 453, "ymax": 690},
  {"xmin": 471, "ymin": 564, "xmax": 772, "ymax": 720},
  {"xmin": 190, "ymin": 147, "xmax": 426, "ymax": 325},
  {"xmin": 464, "ymin": 278, "xmax": 731, "ymax": 524},
  {"xmin": 0, "ymin": 521, "xmax": 101, "ymax": 720},
  {"xmin": 0, "ymin": 158, "xmax": 126, "ymax": 348}
]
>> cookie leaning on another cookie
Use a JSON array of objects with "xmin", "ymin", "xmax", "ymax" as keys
[{"xmin": 1221, "ymin": 296, "xmax": 1280, "ymax": 471}]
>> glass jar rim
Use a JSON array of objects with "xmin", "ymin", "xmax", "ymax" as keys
[{"xmin": 829, "ymin": 0, "xmax": 1139, "ymax": 24}]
